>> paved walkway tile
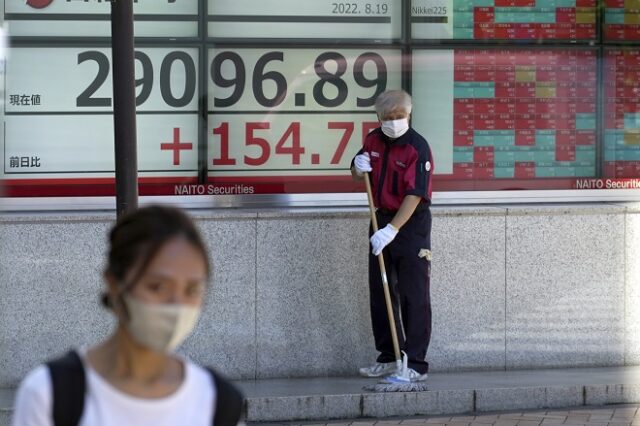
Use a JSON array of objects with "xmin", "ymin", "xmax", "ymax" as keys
[{"xmin": 249, "ymin": 404, "xmax": 640, "ymax": 426}]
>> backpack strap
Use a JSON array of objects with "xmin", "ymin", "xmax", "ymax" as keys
[
  {"xmin": 45, "ymin": 352, "xmax": 242, "ymax": 426},
  {"xmin": 206, "ymin": 367, "xmax": 244, "ymax": 426},
  {"xmin": 46, "ymin": 350, "xmax": 86, "ymax": 426}
]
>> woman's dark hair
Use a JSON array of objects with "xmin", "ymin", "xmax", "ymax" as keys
[{"xmin": 102, "ymin": 205, "xmax": 210, "ymax": 308}]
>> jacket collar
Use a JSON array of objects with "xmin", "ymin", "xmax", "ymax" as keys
[{"xmin": 379, "ymin": 127, "xmax": 412, "ymax": 146}]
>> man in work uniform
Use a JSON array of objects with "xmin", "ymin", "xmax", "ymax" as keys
[{"xmin": 351, "ymin": 89, "xmax": 433, "ymax": 382}]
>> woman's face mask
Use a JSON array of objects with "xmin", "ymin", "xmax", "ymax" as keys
[
  {"xmin": 113, "ymin": 237, "xmax": 207, "ymax": 353},
  {"xmin": 380, "ymin": 118, "xmax": 409, "ymax": 139},
  {"xmin": 124, "ymin": 294, "xmax": 201, "ymax": 353}
]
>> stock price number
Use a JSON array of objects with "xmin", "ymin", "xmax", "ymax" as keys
[
  {"xmin": 76, "ymin": 49, "xmax": 197, "ymax": 108},
  {"xmin": 210, "ymin": 49, "xmax": 394, "ymax": 109},
  {"xmin": 210, "ymin": 119, "xmax": 379, "ymax": 169}
]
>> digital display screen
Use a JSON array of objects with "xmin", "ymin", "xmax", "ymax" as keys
[
  {"xmin": 604, "ymin": 49, "xmax": 640, "ymax": 178},
  {"xmin": 208, "ymin": 0, "xmax": 400, "ymax": 40},
  {"xmin": 4, "ymin": 0, "xmax": 198, "ymax": 38},
  {"xmin": 411, "ymin": 0, "xmax": 597, "ymax": 40},
  {"xmin": 412, "ymin": 48, "xmax": 597, "ymax": 182},
  {"xmin": 207, "ymin": 48, "xmax": 402, "ymax": 192},
  {"xmin": 604, "ymin": 0, "xmax": 640, "ymax": 41},
  {"xmin": 2, "ymin": 46, "xmax": 402, "ymax": 196},
  {"xmin": 3, "ymin": 47, "xmax": 199, "ymax": 190},
  {"xmin": 1, "ymin": 0, "xmax": 639, "ymax": 198}
]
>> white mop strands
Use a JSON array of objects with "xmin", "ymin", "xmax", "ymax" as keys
[
  {"xmin": 363, "ymin": 352, "xmax": 429, "ymax": 392},
  {"xmin": 364, "ymin": 378, "xmax": 430, "ymax": 392}
]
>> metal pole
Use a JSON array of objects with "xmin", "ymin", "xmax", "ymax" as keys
[{"xmin": 111, "ymin": 0, "xmax": 138, "ymax": 218}]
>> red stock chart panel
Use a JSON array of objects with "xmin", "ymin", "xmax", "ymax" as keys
[
  {"xmin": 412, "ymin": 48, "xmax": 597, "ymax": 190},
  {"xmin": 604, "ymin": 0, "xmax": 640, "ymax": 41},
  {"xmin": 604, "ymin": 49, "xmax": 640, "ymax": 178},
  {"xmin": 411, "ymin": 0, "xmax": 597, "ymax": 40}
]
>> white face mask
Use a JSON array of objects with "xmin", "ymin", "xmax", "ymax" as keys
[
  {"xmin": 123, "ymin": 294, "xmax": 201, "ymax": 353},
  {"xmin": 381, "ymin": 118, "xmax": 409, "ymax": 139}
]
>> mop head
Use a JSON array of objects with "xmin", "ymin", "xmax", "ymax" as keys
[
  {"xmin": 363, "ymin": 381, "xmax": 429, "ymax": 392},
  {"xmin": 362, "ymin": 352, "xmax": 429, "ymax": 392}
]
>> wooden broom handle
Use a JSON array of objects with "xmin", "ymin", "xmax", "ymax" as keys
[{"xmin": 364, "ymin": 172, "xmax": 402, "ymax": 363}]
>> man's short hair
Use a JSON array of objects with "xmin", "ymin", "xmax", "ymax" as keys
[{"xmin": 375, "ymin": 89, "xmax": 412, "ymax": 118}]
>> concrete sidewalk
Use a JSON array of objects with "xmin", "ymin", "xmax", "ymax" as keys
[
  {"xmin": 1, "ymin": 366, "xmax": 640, "ymax": 425},
  {"xmin": 237, "ymin": 367, "xmax": 640, "ymax": 422},
  {"xmin": 250, "ymin": 404, "xmax": 640, "ymax": 425}
]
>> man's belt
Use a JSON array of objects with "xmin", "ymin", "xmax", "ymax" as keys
[
  {"xmin": 377, "ymin": 203, "xmax": 429, "ymax": 216},
  {"xmin": 377, "ymin": 208, "xmax": 397, "ymax": 215}
]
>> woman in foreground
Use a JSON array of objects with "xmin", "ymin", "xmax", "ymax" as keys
[{"xmin": 13, "ymin": 205, "xmax": 242, "ymax": 426}]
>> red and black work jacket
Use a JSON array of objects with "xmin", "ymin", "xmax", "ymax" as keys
[{"xmin": 355, "ymin": 127, "xmax": 434, "ymax": 211}]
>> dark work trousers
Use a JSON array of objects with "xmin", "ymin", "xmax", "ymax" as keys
[{"xmin": 368, "ymin": 207, "xmax": 432, "ymax": 374}]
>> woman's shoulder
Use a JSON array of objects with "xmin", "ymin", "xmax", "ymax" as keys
[
  {"xmin": 183, "ymin": 360, "xmax": 217, "ymax": 391},
  {"xmin": 185, "ymin": 361, "xmax": 232, "ymax": 386},
  {"xmin": 186, "ymin": 363, "xmax": 244, "ymax": 426},
  {"xmin": 183, "ymin": 361, "xmax": 242, "ymax": 402},
  {"xmin": 17, "ymin": 364, "xmax": 52, "ymax": 399},
  {"xmin": 12, "ymin": 365, "xmax": 53, "ymax": 426}
]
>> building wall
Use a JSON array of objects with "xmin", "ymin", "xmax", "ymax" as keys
[{"xmin": 0, "ymin": 203, "xmax": 638, "ymax": 387}]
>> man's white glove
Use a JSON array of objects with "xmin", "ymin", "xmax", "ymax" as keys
[
  {"xmin": 354, "ymin": 152, "xmax": 372, "ymax": 176},
  {"xmin": 370, "ymin": 224, "xmax": 398, "ymax": 256}
]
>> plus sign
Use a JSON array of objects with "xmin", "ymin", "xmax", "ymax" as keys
[{"xmin": 161, "ymin": 128, "xmax": 192, "ymax": 166}]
